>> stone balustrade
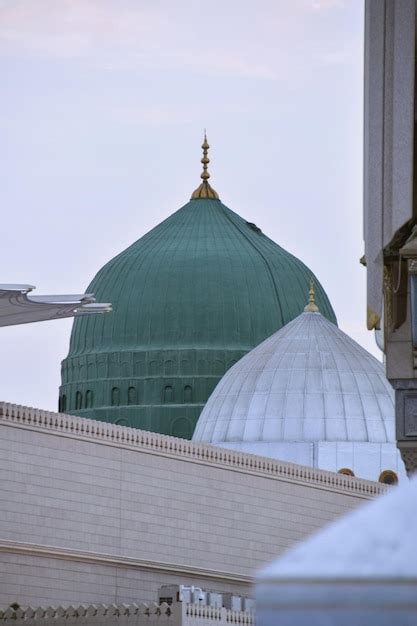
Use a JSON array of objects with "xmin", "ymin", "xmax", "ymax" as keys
[
  {"xmin": 184, "ymin": 603, "xmax": 253, "ymax": 624},
  {"xmin": 0, "ymin": 603, "xmax": 254, "ymax": 625}
]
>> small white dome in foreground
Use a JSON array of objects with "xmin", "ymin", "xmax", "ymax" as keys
[
  {"xmin": 193, "ymin": 310, "xmax": 405, "ymax": 481},
  {"xmin": 255, "ymin": 476, "xmax": 417, "ymax": 626}
]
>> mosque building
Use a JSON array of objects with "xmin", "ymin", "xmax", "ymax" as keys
[
  {"xmin": 0, "ymin": 137, "xmax": 406, "ymax": 621},
  {"xmin": 59, "ymin": 137, "xmax": 404, "ymax": 483},
  {"xmin": 59, "ymin": 136, "xmax": 335, "ymax": 438}
]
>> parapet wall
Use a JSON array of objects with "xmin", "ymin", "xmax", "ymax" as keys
[
  {"xmin": 0, "ymin": 602, "xmax": 253, "ymax": 625},
  {"xmin": 0, "ymin": 402, "xmax": 386, "ymax": 607},
  {"xmin": 0, "ymin": 402, "xmax": 386, "ymax": 497}
]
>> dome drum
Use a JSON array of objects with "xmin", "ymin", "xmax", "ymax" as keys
[
  {"xmin": 216, "ymin": 441, "xmax": 405, "ymax": 480},
  {"xmin": 61, "ymin": 349, "xmax": 248, "ymax": 384},
  {"xmin": 60, "ymin": 346, "xmax": 249, "ymax": 435}
]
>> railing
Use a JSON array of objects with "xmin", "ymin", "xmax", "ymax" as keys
[
  {"xmin": 0, "ymin": 602, "xmax": 254, "ymax": 624},
  {"xmin": 184, "ymin": 604, "xmax": 254, "ymax": 624},
  {"xmin": 0, "ymin": 401, "xmax": 386, "ymax": 498}
]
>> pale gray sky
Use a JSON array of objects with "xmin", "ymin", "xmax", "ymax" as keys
[{"xmin": 1, "ymin": 0, "xmax": 372, "ymax": 412}]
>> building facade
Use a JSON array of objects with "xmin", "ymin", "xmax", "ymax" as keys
[
  {"xmin": 0, "ymin": 402, "xmax": 384, "ymax": 608},
  {"xmin": 364, "ymin": 0, "xmax": 417, "ymax": 473}
]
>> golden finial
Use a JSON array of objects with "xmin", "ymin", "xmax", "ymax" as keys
[
  {"xmin": 191, "ymin": 132, "xmax": 220, "ymax": 200},
  {"xmin": 304, "ymin": 278, "xmax": 319, "ymax": 312}
]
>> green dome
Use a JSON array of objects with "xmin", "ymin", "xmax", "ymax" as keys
[
  {"xmin": 60, "ymin": 197, "xmax": 336, "ymax": 437},
  {"xmin": 60, "ymin": 139, "xmax": 336, "ymax": 438}
]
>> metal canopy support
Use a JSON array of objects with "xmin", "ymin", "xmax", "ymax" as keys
[{"xmin": 0, "ymin": 284, "xmax": 111, "ymax": 327}]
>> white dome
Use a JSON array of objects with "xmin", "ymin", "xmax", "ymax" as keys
[
  {"xmin": 193, "ymin": 311, "xmax": 405, "ymax": 480},
  {"xmin": 255, "ymin": 477, "xmax": 417, "ymax": 626}
]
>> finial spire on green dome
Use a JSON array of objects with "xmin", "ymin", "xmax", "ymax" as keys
[
  {"xmin": 304, "ymin": 277, "xmax": 319, "ymax": 312},
  {"xmin": 191, "ymin": 132, "xmax": 220, "ymax": 200}
]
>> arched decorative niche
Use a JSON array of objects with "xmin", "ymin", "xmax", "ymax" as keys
[
  {"xmin": 85, "ymin": 390, "xmax": 93, "ymax": 409},
  {"xmin": 164, "ymin": 360, "xmax": 175, "ymax": 375},
  {"xmin": 171, "ymin": 417, "xmax": 192, "ymax": 439},
  {"xmin": 163, "ymin": 385, "xmax": 174, "ymax": 403},
  {"xmin": 149, "ymin": 360, "xmax": 161, "ymax": 375},
  {"xmin": 338, "ymin": 468, "xmax": 355, "ymax": 477},
  {"xmin": 183, "ymin": 385, "xmax": 193, "ymax": 403},
  {"xmin": 128, "ymin": 386, "xmax": 137, "ymax": 405},
  {"xmin": 75, "ymin": 391, "xmax": 83, "ymax": 410},
  {"xmin": 109, "ymin": 355, "xmax": 120, "ymax": 377},
  {"xmin": 379, "ymin": 470, "xmax": 398, "ymax": 485},
  {"xmin": 61, "ymin": 394, "xmax": 67, "ymax": 413},
  {"xmin": 111, "ymin": 387, "xmax": 120, "ymax": 406},
  {"xmin": 181, "ymin": 359, "xmax": 191, "ymax": 374},
  {"xmin": 122, "ymin": 362, "xmax": 131, "ymax": 377},
  {"xmin": 97, "ymin": 356, "xmax": 106, "ymax": 378},
  {"xmin": 114, "ymin": 417, "xmax": 130, "ymax": 427},
  {"xmin": 87, "ymin": 358, "xmax": 95, "ymax": 379}
]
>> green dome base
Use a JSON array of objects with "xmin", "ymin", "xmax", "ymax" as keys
[{"xmin": 60, "ymin": 347, "xmax": 247, "ymax": 437}]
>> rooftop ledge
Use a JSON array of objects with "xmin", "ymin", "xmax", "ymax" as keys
[{"xmin": 0, "ymin": 401, "xmax": 387, "ymax": 499}]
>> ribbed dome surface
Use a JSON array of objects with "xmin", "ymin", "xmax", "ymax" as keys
[
  {"xmin": 60, "ymin": 199, "xmax": 336, "ymax": 437},
  {"xmin": 193, "ymin": 311, "xmax": 395, "ymax": 445}
]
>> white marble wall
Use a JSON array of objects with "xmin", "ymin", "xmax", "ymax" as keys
[{"xmin": 0, "ymin": 404, "xmax": 385, "ymax": 607}]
